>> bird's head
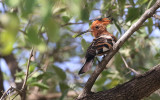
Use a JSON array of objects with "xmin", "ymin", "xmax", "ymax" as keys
[{"xmin": 90, "ymin": 17, "xmax": 112, "ymax": 38}]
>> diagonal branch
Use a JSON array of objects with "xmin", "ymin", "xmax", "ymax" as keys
[
  {"xmin": 78, "ymin": 64, "xmax": 160, "ymax": 100},
  {"xmin": 77, "ymin": 0, "xmax": 160, "ymax": 98}
]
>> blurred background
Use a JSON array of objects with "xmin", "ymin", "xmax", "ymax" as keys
[{"xmin": 0, "ymin": 0, "xmax": 160, "ymax": 99}]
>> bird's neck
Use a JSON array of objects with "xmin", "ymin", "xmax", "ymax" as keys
[{"xmin": 92, "ymin": 30, "xmax": 110, "ymax": 38}]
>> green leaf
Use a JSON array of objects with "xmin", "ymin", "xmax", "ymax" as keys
[
  {"xmin": 126, "ymin": 8, "xmax": 141, "ymax": 22},
  {"xmin": 118, "ymin": 0, "xmax": 125, "ymax": 16},
  {"xmin": 0, "ymin": 14, "xmax": 19, "ymax": 55},
  {"xmin": 147, "ymin": 0, "xmax": 154, "ymax": 9},
  {"xmin": 52, "ymin": 65, "xmax": 66, "ymax": 80},
  {"xmin": 81, "ymin": 38, "xmax": 88, "ymax": 52},
  {"xmin": 22, "ymin": 0, "xmax": 36, "ymax": 17},
  {"xmin": 25, "ymin": 25, "xmax": 41, "ymax": 45},
  {"xmin": 147, "ymin": 18, "xmax": 153, "ymax": 34},
  {"xmin": 72, "ymin": 34, "xmax": 78, "ymax": 38},
  {"xmin": 44, "ymin": 18, "xmax": 60, "ymax": 42},
  {"xmin": 137, "ymin": 0, "xmax": 148, "ymax": 5},
  {"xmin": 155, "ymin": 53, "xmax": 160, "ymax": 59},
  {"xmin": 30, "ymin": 82, "xmax": 49, "ymax": 89},
  {"xmin": 95, "ymin": 77, "xmax": 107, "ymax": 85},
  {"xmin": 15, "ymin": 71, "xmax": 25, "ymax": 78},
  {"xmin": 29, "ymin": 62, "xmax": 37, "ymax": 73},
  {"xmin": 27, "ymin": 77, "xmax": 38, "ymax": 84},
  {"xmin": 62, "ymin": 16, "xmax": 70, "ymax": 23},
  {"xmin": 113, "ymin": 20, "xmax": 122, "ymax": 34},
  {"xmin": 59, "ymin": 82, "xmax": 69, "ymax": 92},
  {"xmin": 5, "ymin": 0, "xmax": 20, "ymax": 7},
  {"xmin": 60, "ymin": 90, "xmax": 68, "ymax": 100},
  {"xmin": 81, "ymin": 5, "xmax": 89, "ymax": 21}
]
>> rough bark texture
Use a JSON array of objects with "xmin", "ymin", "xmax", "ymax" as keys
[{"xmin": 77, "ymin": 64, "xmax": 160, "ymax": 100}]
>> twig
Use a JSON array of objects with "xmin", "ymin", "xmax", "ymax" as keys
[
  {"xmin": 0, "ymin": 86, "xmax": 22, "ymax": 100},
  {"xmin": 11, "ymin": 93, "xmax": 19, "ymax": 100},
  {"xmin": 0, "ymin": 86, "xmax": 12, "ymax": 100},
  {"xmin": 119, "ymin": 53, "xmax": 140, "ymax": 75},
  {"xmin": 24, "ymin": 16, "xmax": 32, "ymax": 32},
  {"xmin": 19, "ymin": 30, "xmax": 26, "ymax": 35},
  {"xmin": 21, "ymin": 47, "xmax": 34, "ymax": 91},
  {"xmin": 153, "ymin": 14, "xmax": 160, "ymax": 19},
  {"xmin": 77, "ymin": 0, "xmax": 160, "ymax": 99}
]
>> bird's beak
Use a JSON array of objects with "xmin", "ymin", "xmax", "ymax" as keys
[
  {"xmin": 75, "ymin": 29, "xmax": 93, "ymax": 37},
  {"xmin": 87, "ymin": 29, "xmax": 93, "ymax": 32}
]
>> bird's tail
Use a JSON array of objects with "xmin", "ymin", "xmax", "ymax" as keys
[{"xmin": 78, "ymin": 57, "xmax": 94, "ymax": 75}]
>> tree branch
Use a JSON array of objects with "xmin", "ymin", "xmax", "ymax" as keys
[
  {"xmin": 153, "ymin": 14, "xmax": 160, "ymax": 19},
  {"xmin": 21, "ymin": 48, "xmax": 33, "ymax": 91},
  {"xmin": 119, "ymin": 53, "xmax": 140, "ymax": 75},
  {"xmin": 0, "ymin": 48, "xmax": 34, "ymax": 100},
  {"xmin": 77, "ymin": 0, "xmax": 160, "ymax": 99},
  {"xmin": 77, "ymin": 64, "xmax": 160, "ymax": 100}
]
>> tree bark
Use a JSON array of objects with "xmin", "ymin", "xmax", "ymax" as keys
[{"xmin": 77, "ymin": 64, "xmax": 160, "ymax": 100}]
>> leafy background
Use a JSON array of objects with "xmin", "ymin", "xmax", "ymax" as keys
[{"xmin": 0, "ymin": 0, "xmax": 160, "ymax": 100}]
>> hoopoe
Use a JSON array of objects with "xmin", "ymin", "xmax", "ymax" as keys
[{"xmin": 79, "ymin": 18, "xmax": 117, "ymax": 74}]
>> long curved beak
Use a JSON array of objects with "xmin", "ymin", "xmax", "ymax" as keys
[{"xmin": 75, "ymin": 29, "xmax": 93, "ymax": 37}]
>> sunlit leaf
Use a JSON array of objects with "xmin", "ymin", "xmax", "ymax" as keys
[
  {"xmin": 0, "ymin": 14, "xmax": 19, "ymax": 55},
  {"xmin": 147, "ymin": 0, "xmax": 154, "ymax": 9},
  {"xmin": 29, "ymin": 62, "xmax": 37, "ymax": 73}
]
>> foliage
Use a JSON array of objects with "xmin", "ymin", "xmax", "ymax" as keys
[{"xmin": 0, "ymin": 0, "xmax": 160, "ymax": 99}]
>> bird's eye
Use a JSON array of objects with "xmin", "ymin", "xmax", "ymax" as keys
[{"xmin": 95, "ymin": 26, "xmax": 99, "ymax": 29}]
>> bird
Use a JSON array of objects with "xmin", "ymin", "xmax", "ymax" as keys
[{"xmin": 78, "ymin": 17, "xmax": 117, "ymax": 75}]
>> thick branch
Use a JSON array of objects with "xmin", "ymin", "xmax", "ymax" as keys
[
  {"xmin": 78, "ymin": 0, "xmax": 160, "ymax": 98},
  {"xmin": 78, "ymin": 64, "xmax": 160, "ymax": 100}
]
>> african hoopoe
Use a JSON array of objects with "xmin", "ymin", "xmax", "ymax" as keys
[{"xmin": 79, "ymin": 18, "xmax": 117, "ymax": 74}]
